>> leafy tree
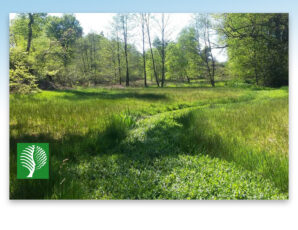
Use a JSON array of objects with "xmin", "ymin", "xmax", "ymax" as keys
[
  {"xmin": 219, "ymin": 13, "xmax": 288, "ymax": 87},
  {"xmin": 177, "ymin": 27, "xmax": 202, "ymax": 81},
  {"xmin": 9, "ymin": 13, "xmax": 47, "ymax": 92},
  {"xmin": 165, "ymin": 42, "xmax": 187, "ymax": 81},
  {"xmin": 9, "ymin": 13, "xmax": 288, "ymax": 92},
  {"xmin": 46, "ymin": 14, "xmax": 83, "ymax": 67},
  {"xmin": 193, "ymin": 14, "xmax": 216, "ymax": 87}
]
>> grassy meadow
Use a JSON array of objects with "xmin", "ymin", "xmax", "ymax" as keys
[{"xmin": 9, "ymin": 85, "xmax": 288, "ymax": 199}]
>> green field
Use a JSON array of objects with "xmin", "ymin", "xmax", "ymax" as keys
[{"xmin": 9, "ymin": 86, "xmax": 288, "ymax": 199}]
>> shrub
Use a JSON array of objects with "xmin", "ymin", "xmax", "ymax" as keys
[{"xmin": 9, "ymin": 48, "xmax": 39, "ymax": 93}]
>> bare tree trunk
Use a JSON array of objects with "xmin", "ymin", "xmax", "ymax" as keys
[
  {"xmin": 254, "ymin": 49, "xmax": 259, "ymax": 85},
  {"xmin": 161, "ymin": 13, "xmax": 165, "ymax": 87},
  {"xmin": 203, "ymin": 17, "xmax": 215, "ymax": 87},
  {"xmin": 121, "ymin": 15, "xmax": 129, "ymax": 87},
  {"xmin": 92, "ymin": 33, "xmax": 97, "ymax": 76},
  {"xmin": 207, "ymin": 34, "xmax": 215, "ymax": 87},
  {"xmin": 145, "ymin": 14, "xmax": 159, "ymax": 87},
  {"xmin": 26, "ymin": 13, "xmax": 34, "ymax": 53},
  {"xmin": 141, "ymin": 14, "xmax": 148, "ymax": 87},
  {"xmin": 116, "ymin": 32, "xmax": 122, "ymax": 85},
  {"xmin": 124, "ymin": 43, "xmax": 129, "ymax": 87},
  {"xmin": 204, "ymin": 46, "xmax": 215, "ymax": 87}
]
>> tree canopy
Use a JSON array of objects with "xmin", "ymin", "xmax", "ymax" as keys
[{"xmin": 9, "ymin": 13, "xmax": 288, "ymax": 93}]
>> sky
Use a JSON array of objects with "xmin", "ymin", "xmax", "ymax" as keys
[{"xmin": 9, "ymin": 13, "xmax": 227, "ymax": 62}]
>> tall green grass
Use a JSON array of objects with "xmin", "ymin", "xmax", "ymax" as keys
[
  {"xmin": 178, "ymin": 98, "xmax": 288, "ymax": 192},
  {"xmin": 9, "ymin": 86, "xmax": 288, "ymax": 199}
]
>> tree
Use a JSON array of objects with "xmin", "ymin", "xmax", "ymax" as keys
[
  {"xmin": 10, "ymin": 13, "xmax": 288, "ymax": 92},
  {"xmin": 194, "ymin": 14, "xmax": 216, "ymax": 87},
  {"xmin": 219, "ymin": 13, "xmax": 288, "ymax": 87},
  {"xmin": 165, "ymin": 42, "xmax": 187, "ymax": 81},
  {"xmin": 119, "ymin": 14, "xmax": 130, "ymax": 86},
  {"xmin": 10, "ymin": 13, "xmax": 47, "ymax": 52},
  {"xmin": 156, "ymin": 13, "xmax": 170, "ymax": 87},
  {"xmin": 145, "ymin": 14, "xmax": 159, "ymax": 87},
  {"xmin": 140, "ymin": 13, "xmax": 148, "ymax": 87},
  {"xmin": 9, "ymin": 47, "xmax": 38, "ymax": 93},
  {"xmin": 176, "ymin": 27, "xmax": 202, "ymax": 82},
  {"xmin": 116, "ymin": 31, "xmax": 122, "ymax": 85},
  {"xmin": 46, "ymin": 14, "xmax": 83, "ymax": 67},
  {"xmin": 9, "ymin": 13, "xmax": 47, "ymax": 91},
  {"xmin": 75, "ymin": 33, "xmax": 104, "ymax": 85},
  {"xmin": 26, "ymin": 13, "xmax": 34, "ymax": 53},
  {"xmin": 111, "ymin": 15, "xmax": 123, "ymax": 85}
]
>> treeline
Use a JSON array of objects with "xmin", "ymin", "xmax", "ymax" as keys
[{"xmin": 9, "ymin": 13, "xmax": 288, "ymax": 93}]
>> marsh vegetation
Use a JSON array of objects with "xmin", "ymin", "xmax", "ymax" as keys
[{"xmin": 9, "ymin": 13, "xmax": 288, "ymax": 199}]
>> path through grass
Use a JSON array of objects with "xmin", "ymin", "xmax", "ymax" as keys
[{"xmin": 9, "ymin": 86, "xmax": 288, "ymax": 199}]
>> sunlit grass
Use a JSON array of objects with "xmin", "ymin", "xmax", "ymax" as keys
[
  {"xmin": 9, "ymin": 86, "xmax": 288, "ymax": 199},
  {"xmin": 179, "ymin": 97, "xmax": 288, "ymax": 192}
]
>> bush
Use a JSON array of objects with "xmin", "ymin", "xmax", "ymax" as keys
[
  {"xmin": 10, "ymin": 64, "xmax": 39, "ymax": 94},
  {"xmin": 9, "ymin": 48, "xmax": 39, "ymax": 94}
]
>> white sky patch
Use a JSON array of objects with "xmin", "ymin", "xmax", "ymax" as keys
[
  {"xmin": 9, "ymin": 13, "xmax": 227, "ymax": 62},
  {"xmin": 74, "ymin": 13, "xmax": 115, "ymax": 35}
]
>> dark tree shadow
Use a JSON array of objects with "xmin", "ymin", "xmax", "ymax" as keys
[
  {"xmin": 10, "ymin": 111, "xmax": 192, "ymax": 199},
  {"xmin": 59, "ymin": 90, "xmax": 168, "ymax": 101}
]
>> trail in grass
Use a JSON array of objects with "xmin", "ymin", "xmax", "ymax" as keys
[
  {"xmin": 129, "ymin": 87, "xmax": 286, "ymax": 125},
  {"xmin": 9, "ymin": 87, "xmax": 288, "ymax": 199},
  {"xmin": 67, "ymin": 97, "xmax": 287, "ymax": 199}
]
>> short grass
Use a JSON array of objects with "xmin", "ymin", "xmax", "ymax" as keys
[{"xmin": 9, "ymin": 86, "xmax": 288, "ymax": 199}]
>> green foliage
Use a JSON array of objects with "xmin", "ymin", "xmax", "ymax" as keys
[
  {"xmin": 10, "ymin": 86, "xmax": 288, "ymax": 199},
  {"xmin": 8, "ymin": 13, "xmax": 289, "ymax": 199},
  {"xmin": 179, "ymin": 97, "xmax": 288, "ymax": 192},
  {"xmin": 9, "ymin": 13, "xmax": 288, "ymax": 90},
  {"xmin": 9, "ymin": 48, "xmax": 39, "ymax": 93},
  {"xmin": 46, "ymin": 14, "xmax": 82, "ymax": 50},
  {"xmin": 177, "ymin": 27, "xmax": 202, "ymax": 79},
  {"xmin": 10, "ymin": 13, "xmax": 47, "ymax": 48},
  {"xmin": 222, "ymin": 13, "xmax": 288, "ymax": 87}
]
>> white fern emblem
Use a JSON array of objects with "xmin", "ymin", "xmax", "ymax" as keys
[{"xmin": 20, "ymin": 145, "xmax": 47, "ymax": 178}]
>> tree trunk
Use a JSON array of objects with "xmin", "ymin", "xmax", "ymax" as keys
[
  {"xmin": 116, "ymin": 33, "xmax": 122, "ymax": 85},
  {"xmin": 124, "ymin": 43, "xmax": 129, "ymax": 86},
  {"xmin": 186, "ymin": 75, "xmax": 190, "ymax": 83},
  {"xmin": 207, "ymin": 33, "xmax": 215, "ymax": 87},
  {"xmin": 141, "ymin": 14, "xmax": 148, "ymax": 87},
  {"xmin": 161, "ymin": 14, "xmax": 165, "ymax": 87},
  {"xmin": 26, "ymin": 13, "xmax": 34, "ymax": 53},
  {"xmin": 122, "ymin": 16, "xmax": 129, "ymax": 87},
  {"xmin": 204, "ymin": 19, "xmax": 215, "ymax": 88},
  {"xmin": 145, "ymin": 15, "xmax": 159, "ymax": 87},
  {"xmin": 253, "ymin": 45, "xmax": 259, "ymax": 85}
]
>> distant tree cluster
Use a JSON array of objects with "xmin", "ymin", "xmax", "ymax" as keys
[{"xmin": 9, "ymin": 13, "xmax": 288, "ymax": 93}]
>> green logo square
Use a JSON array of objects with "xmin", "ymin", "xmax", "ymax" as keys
[{"xmin": 17, "ymin": 143, "xmax": 49, "ymax": 179}]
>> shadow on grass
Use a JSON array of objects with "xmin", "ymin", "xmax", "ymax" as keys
[
  {"xmin": 9, "ymin": 108, "xmax": 288, "ymax": 199},
  {"xmin": 59, "ymin": 89, "xmax": 168, "ymax": 101},
  {"xmin": 9, "ymin": 112, "xmax": 189, "ymax": 199},
  {"xmin": 176, "ymin": 111, "xmax": 288, "ymax": 193}
]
